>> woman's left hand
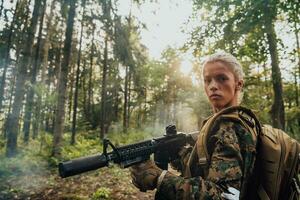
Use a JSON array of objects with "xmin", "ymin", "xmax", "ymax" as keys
[{"xmin": 129, "ymin": 160, "xmax": 163, "ymax": 192}]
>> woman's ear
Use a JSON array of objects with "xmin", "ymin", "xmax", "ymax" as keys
[{"xmin": 236, "ymin": 80, "xmax": 244, "ymax": 91}]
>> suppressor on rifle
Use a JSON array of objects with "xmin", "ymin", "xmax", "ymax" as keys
[{"xmin": 59, "ymin": 154, "xmax": 108, "ymax": 178}]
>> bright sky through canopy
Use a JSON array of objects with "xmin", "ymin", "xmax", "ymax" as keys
[{"xmin": 118, "ymin": 0, "xmax": 194, "ymax": 75}]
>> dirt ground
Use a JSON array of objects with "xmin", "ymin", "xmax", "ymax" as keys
[{"xmin": 0, "ymin": 166, "xmax": 155, "ymax": 200}]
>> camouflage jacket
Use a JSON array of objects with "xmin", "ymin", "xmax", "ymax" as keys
[{"xmin": 155, "ymin": 115, "xmax": 258, "ymax": 200}]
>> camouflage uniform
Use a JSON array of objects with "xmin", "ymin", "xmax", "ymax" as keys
[{"xmin": 155, "ymin": 115, "xmax": 258, "ymax": 200}]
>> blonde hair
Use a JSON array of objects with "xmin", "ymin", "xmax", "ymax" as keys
[
  {"xmin": 202, "ymin": 51, "xmax": 244, "ymax": 80},
  {"xmin": 202, "ymin": 51, "xmax": 245, "ymax": 103}
]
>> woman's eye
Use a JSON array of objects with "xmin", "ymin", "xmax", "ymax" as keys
[
  {"xmin": 204, "ymin": 79, "xmax": 210, "ymax": 84},
  {"xmin": 218, "ymin": 76, "xmax": 227, "ymax": 82}
]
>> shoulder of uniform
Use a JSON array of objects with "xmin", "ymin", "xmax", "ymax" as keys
[
  {"xmin": 211, "ymin": 113, "xmax": 246, "ymax": 131},
  {"xmin": 209, "ymin": 114, "xmax": 257, "ymax": 144},
  {"xmin": 214, "ymin": 107, "xmax": 260, "ymax": 136}
]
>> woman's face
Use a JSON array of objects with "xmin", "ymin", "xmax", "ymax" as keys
[{"xmin": 203, "ymin": 61, "xmax": 242, "ymax": 112}]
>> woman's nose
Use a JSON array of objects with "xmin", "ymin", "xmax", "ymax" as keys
[{"xmin": 209, "ymin": 79, "xmax": 218, "ymax": 91}]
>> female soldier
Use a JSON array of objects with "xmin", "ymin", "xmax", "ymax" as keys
[{"xmin": 130, "ymin": 51, "xmax": 258, "ymax": 200}]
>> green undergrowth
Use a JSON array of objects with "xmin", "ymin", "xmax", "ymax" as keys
[
  {"xmin": 55, "ymin": 128, "xmax": 154, "ymax": 164},
  {"xmin": 0, "ymin": 137, "xmax": 49, "ymax": 178},
  {"xmin": 0, "ymin": 128, "xmax": 155, "ymax": 178},
  {"xmin": 92, "ymin": 187, "xmax": 112, "ymax": 200},
  {"xmin": 0, "ymin": 129, "xmax": 155, "ymax": 199}
]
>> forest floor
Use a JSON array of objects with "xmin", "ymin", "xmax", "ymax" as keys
[
  {"xmin": 0, "ymin": 165, "xmax": 155, "ymax": 200},
  {"xmin": 0, "ymin": 129, "xmax": 168, "ymax": 199}
]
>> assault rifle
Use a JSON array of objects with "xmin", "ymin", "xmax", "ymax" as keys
[{"xmin": 59, "ymin": 125, "xmax": 198, "ymax": 178}]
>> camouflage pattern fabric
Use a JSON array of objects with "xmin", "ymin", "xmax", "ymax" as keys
[
  {"xmin": 130, "ymin": 159, "xmax": 163, "ymax": 192},
  {"xmin": 155, "ymin": 119, "xmax": 257, "ymax": 200},
  {"xmin": 170, "ymin": 145, "xmax": 193, "ymax": 173}
]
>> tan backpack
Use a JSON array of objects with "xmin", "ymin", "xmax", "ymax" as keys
[{"xmin": 190, "ymin": 106, "xmax": 300, "ymax": 200}]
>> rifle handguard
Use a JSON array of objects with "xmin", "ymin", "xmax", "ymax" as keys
[{"xmin": 58, "ymin": 128, "xmax": 199, "ymax": 178}]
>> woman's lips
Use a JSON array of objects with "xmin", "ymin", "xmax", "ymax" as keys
[{"xmin": 210, "ymin": 94, "xmax": 222, "ymax": 99}]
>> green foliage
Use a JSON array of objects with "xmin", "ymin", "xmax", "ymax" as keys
[
  {"xmin": 0, "ymin": 137, "xmax": 49, "ymax": 178},
  {"xmin": 57, "ymin": 128, "xmax": 153, "ymax": 163},
  {"xmin": 107, "ymin": 128, "xmax": 153, "ymax": 146},
  {"xmin": 59, "ymin": 194, "xmax": 87, "ymax": 200},
  {"xmin": 0, "ymin": 0, "xmax": 299, "ymax": 198},
  {"xmin": 189, "ymin": 0, "xmax": 299, "ymax": 131},
  {"xmin": 285, "ymin": 107, "xmax": 300, "ymax": 140},
  {"xmin": 186, "ymin": 85, "xmax": 211, "ymax": 120},
  {"xmin": 91, "ymin": 187, "xmax": 111, "ymax": 200},
  {"xmin": 60, "ymin": 131, "xmax": 103, "ymax": 161},
  {"xmin": 0, "ymin": 126, "xmax": 156, "ymax": 194}
]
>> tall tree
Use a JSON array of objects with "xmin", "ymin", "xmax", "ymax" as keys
[
  {"xmin": 114, "ymin": 16, "xmax": 134, "ymax": 133},
  {"xmin": 82, "ymin": 25, "xmax": 95, "ymax": 127},
  {"xmin": 23, "ymin": 0, "xmax": 47, "ymax": 143},
  {"xmin": 32, "ymin": 0, "xmax": 57, "ymax": 139},
  {"xmin": 123, "ymin": 65, "xmax": 129, "ymax": 132},
  {"xmin": 87, "ymin": 26, "xmax": 95, "ymax": 123},
  {"xmin": 100, "ymin": 0, "xmax": 113, "ymax": 139},
  {"xmin": 263, "ymin": 0, "xmax": 285, "ymax": 129},
  {"xmin": 0, "ymin": 1, "xmax": 19, "ymax": 113},
  {"xmin": 6, "ymin": 0, "xmax": 42, "ymax": 157},
  {"xmin": 71, "ymin": 0, "xmax": 86, "ymax": 145},
  {"xmin": 100, "ymin": 35, "xmax": 108, "ymax": 138},
  {"xmin": 52, "ymin": 0, "xmax": 76, "ymax": 157}
]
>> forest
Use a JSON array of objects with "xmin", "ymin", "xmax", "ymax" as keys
[{"xmin": 0, "ymin": 0, "xmax": 299, "ymax": 199}]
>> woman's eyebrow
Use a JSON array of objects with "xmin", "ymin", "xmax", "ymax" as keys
[{"xmin": 216, "ymin": 73, "xmax": 227, "ymax": 77}]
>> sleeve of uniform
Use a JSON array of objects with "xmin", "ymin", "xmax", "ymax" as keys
[
  {"xmin": 155, "ymin": 120, "xmax": 256, "ymax": 200},
  {"xmin": 169, "ymin": 145, "xmax": 194, "ymax": 173}
]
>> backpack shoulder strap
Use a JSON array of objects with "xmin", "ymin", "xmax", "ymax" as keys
[
  {"xmin": 195, "ymin": 106, "xmax": 260, "ymax": 177},
  {"xmin": 184, "ymin": 106, "xmax": 261, "ymax": 178},
  {"xmin": 197, "ymin": 106, "xmax": 262, "ymax": 159}
]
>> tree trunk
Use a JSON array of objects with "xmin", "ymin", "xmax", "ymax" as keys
[
  {"xmin": 52, "ymin": 0, "xmax": 76, "ymax": 157},
  {"xmin": 2, "ymin": 72, "xmax": 17, "ymax": 139},
  {"xmin": 292, "ymin": 15, "xmax": 300, "ymax": 127},
  {"xmin": 294, "ymin": 70, "xmax": 299, "ymax": 106},
  {"xmin": 127, "ymin": 70, "xmax": 131, "ymax": 128},
  {"xmin": 293, "ymin": 18, "xmax": 300, "ymax": 106},
  {"xmin": 263, "ymin": 1, "xmax": 285, "ymax": 130},
  {"xmin": 68, "ymin": 64, "xmax": 74, "ymax": 123},
  {"xmin": 88, "ymin": 54, "xmax": 93, "ymax": 117},
  {"xmin": 144, "ymin": 88, "xmax": 147, "ymax": 123},
  {"xmin": 114, "ymin": 78, "xmax": 119, "ymax": 122},
  {"xmin": 71, "ymin": 0, "xmax": 85, "ymax": 144},
  {"xmin": 267, "ymin": 29, "xmax": 285, "ymax": 130},
  {"xmin": 123, "ymin": 65, "xmax": 129, "ymax": 133},
  {"xmin": 82, "ymin": 59, "xmax": 86, "ymax": 110},
  {"xmin": 141, "ymin": 87, "xmax": 148, "ymax": 124},
  {"xmin": 137, "ymin": 101, "xmax": 142, "ymax": 129},
  {"xmin": 23, "ymin": 0, "xmax": 46, "ymax": 143},
  {"xmin": 0, "ymin": 0, "xmax": 3, "ymax": 18},
  {"xmin": 33, "ymin": 0, "xmax": 56, "ymax": 139},
  {"xmin": 100, "ymin": 35, "xmax": 108, "ymax": 139},
  {"xmin": 6, "ymin": 0, "xmax": 42, "ymax": 157},
  {"xmin": 46, "ymin": 44, "xmax": 62, "ymax": 133},
  {"xmin": 87, "ymin": 28, "xmax": 95, "ymax": 122},
  {"xmin": 0, "ymin": 1, "xmax": 19, "ymax": 113}
]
